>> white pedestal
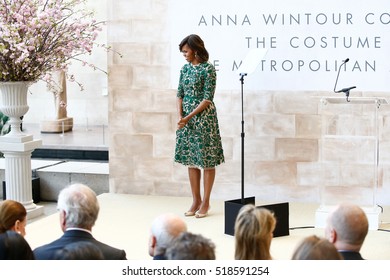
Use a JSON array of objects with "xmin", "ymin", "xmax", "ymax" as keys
[
  {"xmin": 315, "ymin": 205, "xmax": 381, "ymax": 230},
  {"xmin": 27, "ymin": 205, "xmax": 45, "ymax": 220},
  {"xmin": 0, "ymin": 136, "xmax": 42, "ymax": 217}
]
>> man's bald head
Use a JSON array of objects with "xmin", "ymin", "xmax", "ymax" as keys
[
  {"xmin": 326, "ymin": 203, "xmax": 368, "ymax": 251},
  {"xmin": 149, "ymin": 213, "xmax": 187, "ymax": 257}
]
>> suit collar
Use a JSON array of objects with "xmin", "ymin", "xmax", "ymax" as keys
[{"xmin": 63, "ymin": 229, "xmax": 94, "ymax": 238}]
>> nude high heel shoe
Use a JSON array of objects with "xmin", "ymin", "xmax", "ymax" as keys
[
  {"xmin": 195, "ymin": 206, "xmax": 210, "ymax": 218},
  {"xmin": 195, "ymin": 211, "xmax": 208, "ymax": 218},
  {"xmin": 184, "ymin": 210, "xmax": 197, "ymax": 216}
]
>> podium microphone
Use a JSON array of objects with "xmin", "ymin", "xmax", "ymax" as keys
[
  {"xmin": 333, "ymin": 58, "xmax": 355, "ymax": 102},
  {"xmin": 336, "ymin": 86, "xmax": 356, "ymax": 93}
]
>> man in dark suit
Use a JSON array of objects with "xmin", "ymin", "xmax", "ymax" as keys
[
  {"xmin": 148, "ymin": 213, "xmax": 187, "ymax": 260},
  {"xmin": 325, "ymin": 203, "xmax": 369, "ymax": 260},
  {"xmin": 33, "ymin": 183, "xmax": 127, "ymax": 260}
]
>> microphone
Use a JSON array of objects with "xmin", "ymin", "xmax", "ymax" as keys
[
  {"xmin": 335, "ymin": 86, "xmax": 356, "ymax": 93},
  {"xmin": 333, "ymin": 58, "xmax": 350, "ymax": 93}
]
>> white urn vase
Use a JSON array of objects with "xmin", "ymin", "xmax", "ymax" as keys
[{"xmin": 0, "ymin": 81, "xmax": 30, "ymax": 140}]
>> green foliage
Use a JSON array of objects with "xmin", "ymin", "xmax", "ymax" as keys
[
  {"xmin": 0, "ymin": 111, "xmax": 9, "ymax": 158},
  {"xmin": 0, "ymin": 111, "xmax": 10, "ymax": 135}
]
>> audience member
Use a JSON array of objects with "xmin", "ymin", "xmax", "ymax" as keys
[
  {"xmin": 325, "ymin": 203, "xmax": 369, "ymax": 260},
  {"xmin": 53, "ymin": 241, "xmax": 104, "ymax": 260},
  {"xmin": 33, "ymin": 183, "xmax": 127, "ymax": 260},
  {"xmin": 165, "ymin": 232, "xmax": 216, "ymax": 260},
  {"xmin": 0, "ymin": 200, "xmax": 27, "ymax": 236},
  {"xmin": 234, "ymin": 204, "xmax": 276, "ymax": 260},
  {"xmin": 291, "ymin": 235, "xmax": 343, "ymax": 260},
  {"xmin": 149, "ymin": 213, "xmax": 187, "ymax": 260},
  {"xmin": 0, "ymin": 230, "xmax": 35, "ymax": 260}
]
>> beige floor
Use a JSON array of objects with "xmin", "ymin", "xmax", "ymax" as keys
[
  {"xmin": 23, "ymin": 123, "xmax": 108, "ymax": 149},
  {"xmin": 25, "ymin": 193, "xmax": 390, "ymax": 260}
]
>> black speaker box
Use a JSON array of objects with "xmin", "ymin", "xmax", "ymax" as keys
[
  {"xmin": 2, "ymin": 177, "xmax": 41, "ymax": 203},
  {"xmin": 258, "ymin": 202, "xmax": 290, "ymax": 237},
  {"xmin": 224, "ymin": 198, "xmax": 289, "ymax": 237},
  {"xmin": 224, "ymin": 196, "xmax": 256, "ymax": 235}
]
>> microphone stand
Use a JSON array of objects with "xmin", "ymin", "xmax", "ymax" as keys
[
  {"xmin": 345, "ymin": 89, "xmax": 351, "ymax": 103},
  {"xmin": 224, "ymin": 68, "xmax": 290, "ymax": 238},
  {"xmin": 224, "ymin": 72, "xmax": 255, "ymax": 236},
  {"xmin": 334, "ymin": 58, "xmax": 356, "ymax": 102},
  {"xmin": 239, "ymin": 73, "xmax": 247, "ymax": 204}
]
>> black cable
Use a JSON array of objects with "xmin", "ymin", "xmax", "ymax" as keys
[
  {"xmin": 289, "ymin": 226, "xmax": 315, "ymax": 230},
  {"xmin": 288, "ymin": 226, "xmax": 390, "ymax": 232}
]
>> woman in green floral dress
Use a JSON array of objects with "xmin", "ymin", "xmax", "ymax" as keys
[{"xmin": 174, "ymin": 34, "xmax": 224, "ymax": 218}]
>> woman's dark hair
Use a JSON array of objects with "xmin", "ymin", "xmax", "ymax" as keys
[
  {"xmin": 291, "ymin": 235, "xmax": 343, "ymax": 260},
  {"xmin": 165, "ymin": 232, "xmax": 215, "ymax": 260},
  {"xmin": 0, "ymin": 200, "xmax": 27, "ymax": 234},
  {"xmin": 0, "ymin": 230, "xmax": 35, "ymax": 260},
  {"xmin": 179, "ymin": 34, "xmax": 209, "ymax": 63}
]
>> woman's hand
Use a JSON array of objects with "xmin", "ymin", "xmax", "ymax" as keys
[{"xmin": 177, "ymin": 117, "xmax": 189, "ymax": 129}]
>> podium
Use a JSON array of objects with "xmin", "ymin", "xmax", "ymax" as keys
[{"xmin": 315, "ymin": 97, "xmax": 387, "ymax": 230}]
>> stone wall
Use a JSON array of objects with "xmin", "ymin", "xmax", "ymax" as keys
[
  {"xmin": 108, "ymin": 0, "xmax": 390, "ymax": 205},
  {"xmin": 24, "ymin": 0, "xmax": 109, "ymax": 126}
]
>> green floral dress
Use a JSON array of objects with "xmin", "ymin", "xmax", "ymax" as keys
[{"xmin": 174, "ymin": 62, "xmax": 225, "ymax": 169}]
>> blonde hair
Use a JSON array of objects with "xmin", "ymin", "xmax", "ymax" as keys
[{"xmin": 234, "ymin": 204, "xmax": 276, "ymax": 260}]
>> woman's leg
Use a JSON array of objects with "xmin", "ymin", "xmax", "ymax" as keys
[
  {"xmin": 186, "ymin": 167, "xmax": 202, "ymax": 214},
  {"xmin": 197, "ymin": 168, "xmax": 215, "ymax": 215}
]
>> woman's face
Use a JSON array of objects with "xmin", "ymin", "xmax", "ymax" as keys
[
  {"xmin": 14, "ymin": 217, "xmax": 27, "ymax": 237},
  {"xmin": 181, "ymin": 44, "xmax": 198, "ymax": 64}
]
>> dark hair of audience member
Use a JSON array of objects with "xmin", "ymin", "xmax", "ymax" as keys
[
  {"xmin": 165, "ymin": 232, "xmax": 216, "ymax": 260},
  {"xmin": 53, "ymin": 241, "xmax": 105, "ymax": 260},
  {"xmin": 0, "ymin": 200, "xmax": 27, "ymax": 235},
  {"xmin": 291, "ymin": 235, "xmax": 344, "ymax": 260},
  {"xmin": 0, "ymin": 230, "xmax": 35, "ymax": 260}
]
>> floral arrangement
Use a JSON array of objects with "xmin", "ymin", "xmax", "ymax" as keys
[{"xmin": 0, "ymin": 0, "xmax": 108, "ymax": 90}]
